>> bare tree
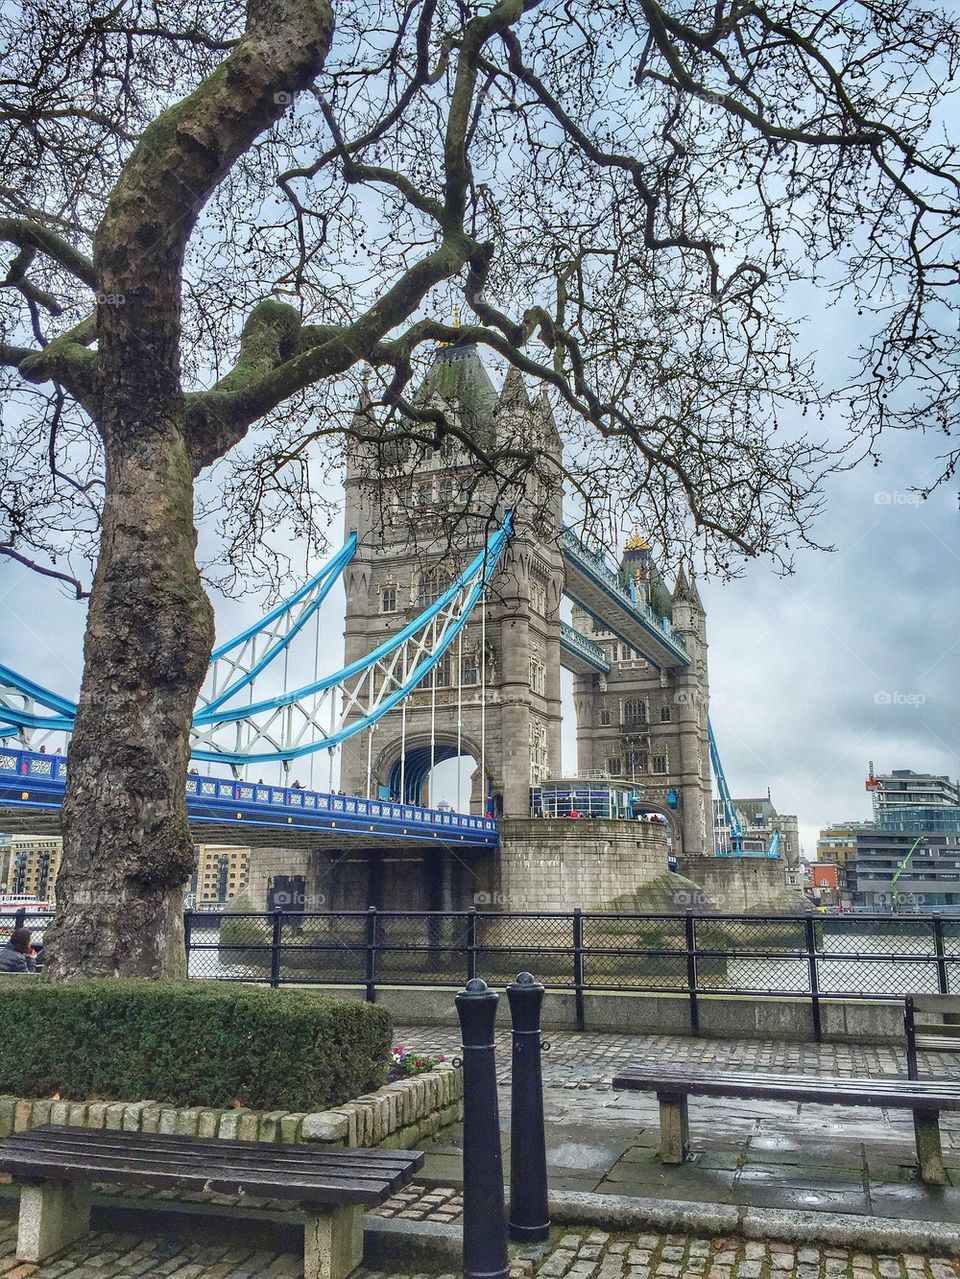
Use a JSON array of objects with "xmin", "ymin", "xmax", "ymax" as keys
[{"xmin": 0, "ymin": 0, "xmax": 956, "ymax": 977}]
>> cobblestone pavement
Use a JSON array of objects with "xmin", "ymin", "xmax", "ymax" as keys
[
  {"xmin": 370, "ymin": 1184, "xmax": 462, "ymax": 1222},
  {"xmin": 4, "ymin": 1214, "xmax": 960, "ymax": 1279},
  {"xmin": 393, "ymin": 1028, "xmax": 960, "ymax": 1090}
]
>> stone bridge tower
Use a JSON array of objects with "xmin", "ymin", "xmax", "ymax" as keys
[
  {"xmin": 339, "ymin": 342, "xmax": 565, "ymax": 818},
  {"xmin": 571, "ymin": 537, "xmax": 713, "ymax": 854}
]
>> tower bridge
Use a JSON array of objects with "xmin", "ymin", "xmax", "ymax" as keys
[{"xmin": 0, "ymin": 338, "xmax": 789, "ymax": 914}]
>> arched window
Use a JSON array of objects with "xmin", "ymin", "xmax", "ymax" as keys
[{"xmin": 623, "ymin": 698, "xmax": 647, "ymax": 728}]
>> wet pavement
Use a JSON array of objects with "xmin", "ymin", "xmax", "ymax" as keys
[{"xmin": 395, "ymin": 1027, "xmax": 960, "ymax": 1222}]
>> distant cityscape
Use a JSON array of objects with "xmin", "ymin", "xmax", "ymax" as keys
[{"xmin": 815, "ymin": 767, "xmax": 960, "ymax": 912}]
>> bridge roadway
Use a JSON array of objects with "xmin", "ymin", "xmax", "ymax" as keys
[
  {"xmin": 0, "ymin": 746, "xmax": 499, "ymax": 850},
  {"xmin": 560, "ymin": 530, "xmax": 689, "ymax": 670}
]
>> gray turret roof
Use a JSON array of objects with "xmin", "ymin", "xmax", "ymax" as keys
[{"xmin": 413, "ymin": 342, "xmax": 498, "ymax": 449}]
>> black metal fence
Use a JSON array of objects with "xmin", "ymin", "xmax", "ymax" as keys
[
  {"xmin": 14, "ymin": 908, "xmax": 960, "ymax": 1038},
  {"xmin": 177, "ymin": 907, "xmax": 960, "ymax": 1038}
]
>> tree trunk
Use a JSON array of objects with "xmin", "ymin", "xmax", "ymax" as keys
[
  {"xmin": 43, "ymin": 416, "xmax": 213, "ymax": 979},
  {"xmin": 38, "ymin": 0, "xmax": 335, "ymax": 978}
]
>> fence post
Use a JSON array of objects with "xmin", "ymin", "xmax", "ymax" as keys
[
  {"xmin": 804, "ymin": 915, "xmax": 822, "ymax": 1043},
  {"xmin": 270, "ymin": 908, "xmax": 283, "ymax": 989},
  {"xmin": 933, "ymin": 915, "xmax": 949, "ymax": 994},
  {"xmin": 507, "ymin": 973, "xmax": 549, "ymax": 1243},
  {"xmin": 685, "ymin": 913, "xmax": 700, "ymax": 1036},
  {"xmin": 365, "ymin": 906, "xmax": 378, "ymax": 1003},
  {"xmin": 466, "ymin": 907, "xmax": 478, "ymax": 983},
  {"xmin": 183, "ymin": 910, "xmax": 192, "ymax": 975},
  {"xmin": 570, "ymin": 910, "xmax": 585, "ymax": 1028},
  {"xmin": 455, "ymin": 979, "xmax": 509, "ymax": 1279}
]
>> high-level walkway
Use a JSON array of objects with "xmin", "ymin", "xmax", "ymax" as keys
[{"xmin": 560, "ymin": 531, "xmax": 690, "ymax": 670}]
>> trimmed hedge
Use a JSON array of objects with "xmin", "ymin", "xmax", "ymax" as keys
[{"xmin": 0, "ymin": 978, "xmax": 391, "ymax": 1112}]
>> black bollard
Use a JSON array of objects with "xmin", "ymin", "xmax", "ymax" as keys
[
  {"xmin": 507, "ymin": 972, "xmax": 550, "ymax": 1242},
  {"xmin": 455, "ymin": 977, "xmax": 509, "ymax": 1279}
]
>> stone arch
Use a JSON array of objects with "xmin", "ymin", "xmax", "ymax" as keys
[{"xmin": 373, "ymin": 731, "xmax": 495, "ymax": 810}]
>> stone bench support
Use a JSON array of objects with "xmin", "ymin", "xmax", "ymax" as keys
[
  {"xmin": 656, "ymin": 1091, "xmax": 690, "ymax": 1164},
  {"xmin": 16, "ymin": 1179, "xmax": 92, "ymax": 1263}
]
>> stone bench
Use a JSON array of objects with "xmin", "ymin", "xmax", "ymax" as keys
[
  {"xmin": 611, "ymin": 1063, "xmax": 960, "ymax": 1185},
  {"xmin": 0, "ymin": 1123, "xmax": 423, "ymax": 1279}
]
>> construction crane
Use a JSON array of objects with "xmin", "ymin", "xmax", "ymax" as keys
[
  {"xmin": 889, "ymin": 834, "xmax": 925, "ymax": 909},
  {"xmin": 708, "ymin": 718, "xmax": 780, "ymax": 858}
]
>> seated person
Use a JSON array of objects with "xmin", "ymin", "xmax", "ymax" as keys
[{"xmin": 0, "ymin": 928, "xmax": 37, "ymax": 973}]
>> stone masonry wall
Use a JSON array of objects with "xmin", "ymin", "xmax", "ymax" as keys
[
  {"xmin": 0, "ymin": 1062, "xmax": 462, "ymax": 1155},
  {"xmin": 495, "ymin": 817, "xmax": 671, "ymax": 911},
  {"xmin": 677, "ymin": 854, "xmax": 803, "ymax": 913}
]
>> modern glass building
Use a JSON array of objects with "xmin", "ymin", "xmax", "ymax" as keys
[{"xmin": 845, "ymin": 768, "xmax": 960, "ymax": 910}]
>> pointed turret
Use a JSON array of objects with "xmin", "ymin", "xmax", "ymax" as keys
[
  {"xmin": 498, "ymin": 364, "xmax": 531, "ymax": 411},
  {"xmin": 411, "ymin": 341, "xmax": 498, "ymax": 449},
  {"xmin": 534, "ymin": 389, "xmax": 562, "ymax": 453},
  {"xmin": 672, "ymin": 565, "xmax": 704, "ymax": 611}
]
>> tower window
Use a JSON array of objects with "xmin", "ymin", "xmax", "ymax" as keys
[
  {"xmin": 660, "ymin": 706, "xmax": 671, "ymax": 722},
  {"xmin": 417, "ymin": 569, "xmax": 447, "ymax": 608},
  {"xmin": 380, "ymin": 586, "xmax": 397, "ymax": 613},
  {"xmin": 530, "ymin": 579, "xmax": 547, "ymax": 616},
  {"xmin": 626, "ymin": 749, "xmax": 648, "ymax": 775},
  {"xmin": 653, "ymin": 754, "xmax": 668, "ymax": 774},
  {"xmin": 529, "ymin": 656, "xmax": 546, "ymax": 697},
  {"xmin": 607, "ymin": 757, "xmax": 623, "ymax": 776},
  {"xmin": 623, "ymin": 699, "xmax": 647, "ymax": 728},
  {"xmin": 599, "ymin": 707, "xmax": 611, "ymax": 727},
  {"xmin": 439, "ymin": 477, "xmax": 455, "ymax": 504},
  {"xmin": 461, "ymin": 652, "xmax": 479, "ymax": 686}
]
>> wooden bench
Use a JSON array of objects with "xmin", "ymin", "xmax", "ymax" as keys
[
  {"xmin": 611, "ymin": 1064, "xmax": 960, "ymax": 1185},
  {"xmin": 0, "ymin": 1124, "xmax": 423, "ymax": 1279},
  {"xmin": 905, "ymin": 995, "xmax": 960, "ymax": 1079}
]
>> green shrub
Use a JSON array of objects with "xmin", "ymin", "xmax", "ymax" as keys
[{"xmin": 0, "ymin": 978, "xmax": 391, "ymax": 1112}]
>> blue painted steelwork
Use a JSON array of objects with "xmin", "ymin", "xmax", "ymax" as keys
[
  {"xmin": 708, "ymin": 717, "xmax": 779, "ymax": 858},
  {"xmin": 188, "ymin": 513, "xmax": 512, "ymax": 764},
  {"xmin": 558, "ymin": 622, "xmax": 610, "ymax": 675},
  {"xmin": 0, "ymin": 516, "xmax": 512, "ymax": 767},
  {"xmin": 0, "ymin": 746, "xmax": 499, "ymax": 846},
  {"xmin": 0, "ymin": 534, "xmax": 360, "ymax": 739},
  {"xmin": 560, "ymin": 529, "xmax": 688, "ymax": 669},
  {"xmin": 203, "ymin": 532, "xmax": 357, "ymax": 714}
]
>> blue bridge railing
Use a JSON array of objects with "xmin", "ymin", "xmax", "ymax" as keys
[{"xmin": 0, "ymin": 747, "xmax": 498, "ymax": 844}]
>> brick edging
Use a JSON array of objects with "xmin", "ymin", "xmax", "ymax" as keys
[{"xmin": 0, "ymin": 1062, "xmax": 463, "ymax": 1151}]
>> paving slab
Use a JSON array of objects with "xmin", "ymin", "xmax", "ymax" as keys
[{"xmin": 401, "ymin": 1027, "xmax": 960, "ymax": 1222}]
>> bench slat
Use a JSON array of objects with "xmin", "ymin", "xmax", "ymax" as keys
[
  {"xmin": 0, "ymin": 1151, "xmax": 398, "ymax": 1204},
  {"xmin": 915, "ymin": 1034, "xmax": 960, "ymax": 1050},
  {"xmin": 12, "ymin": 1126, "xmax": 415, "ymax": 1173},
  {"xmin": 611, "ymin": 1068, "xmax": 960, "ymax": 1110},
  {"xmin": 4, "ymin": 1139, "xmax": 410, "ymax": 1191},
  {"xmin": 0, "ymin": 1125, "xmax": 424, "ymax": 1206}
]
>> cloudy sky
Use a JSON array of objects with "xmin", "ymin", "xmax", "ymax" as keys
[{"xmin": 2, "ymin": 403, "xmax": 955, "ymax": 861}]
